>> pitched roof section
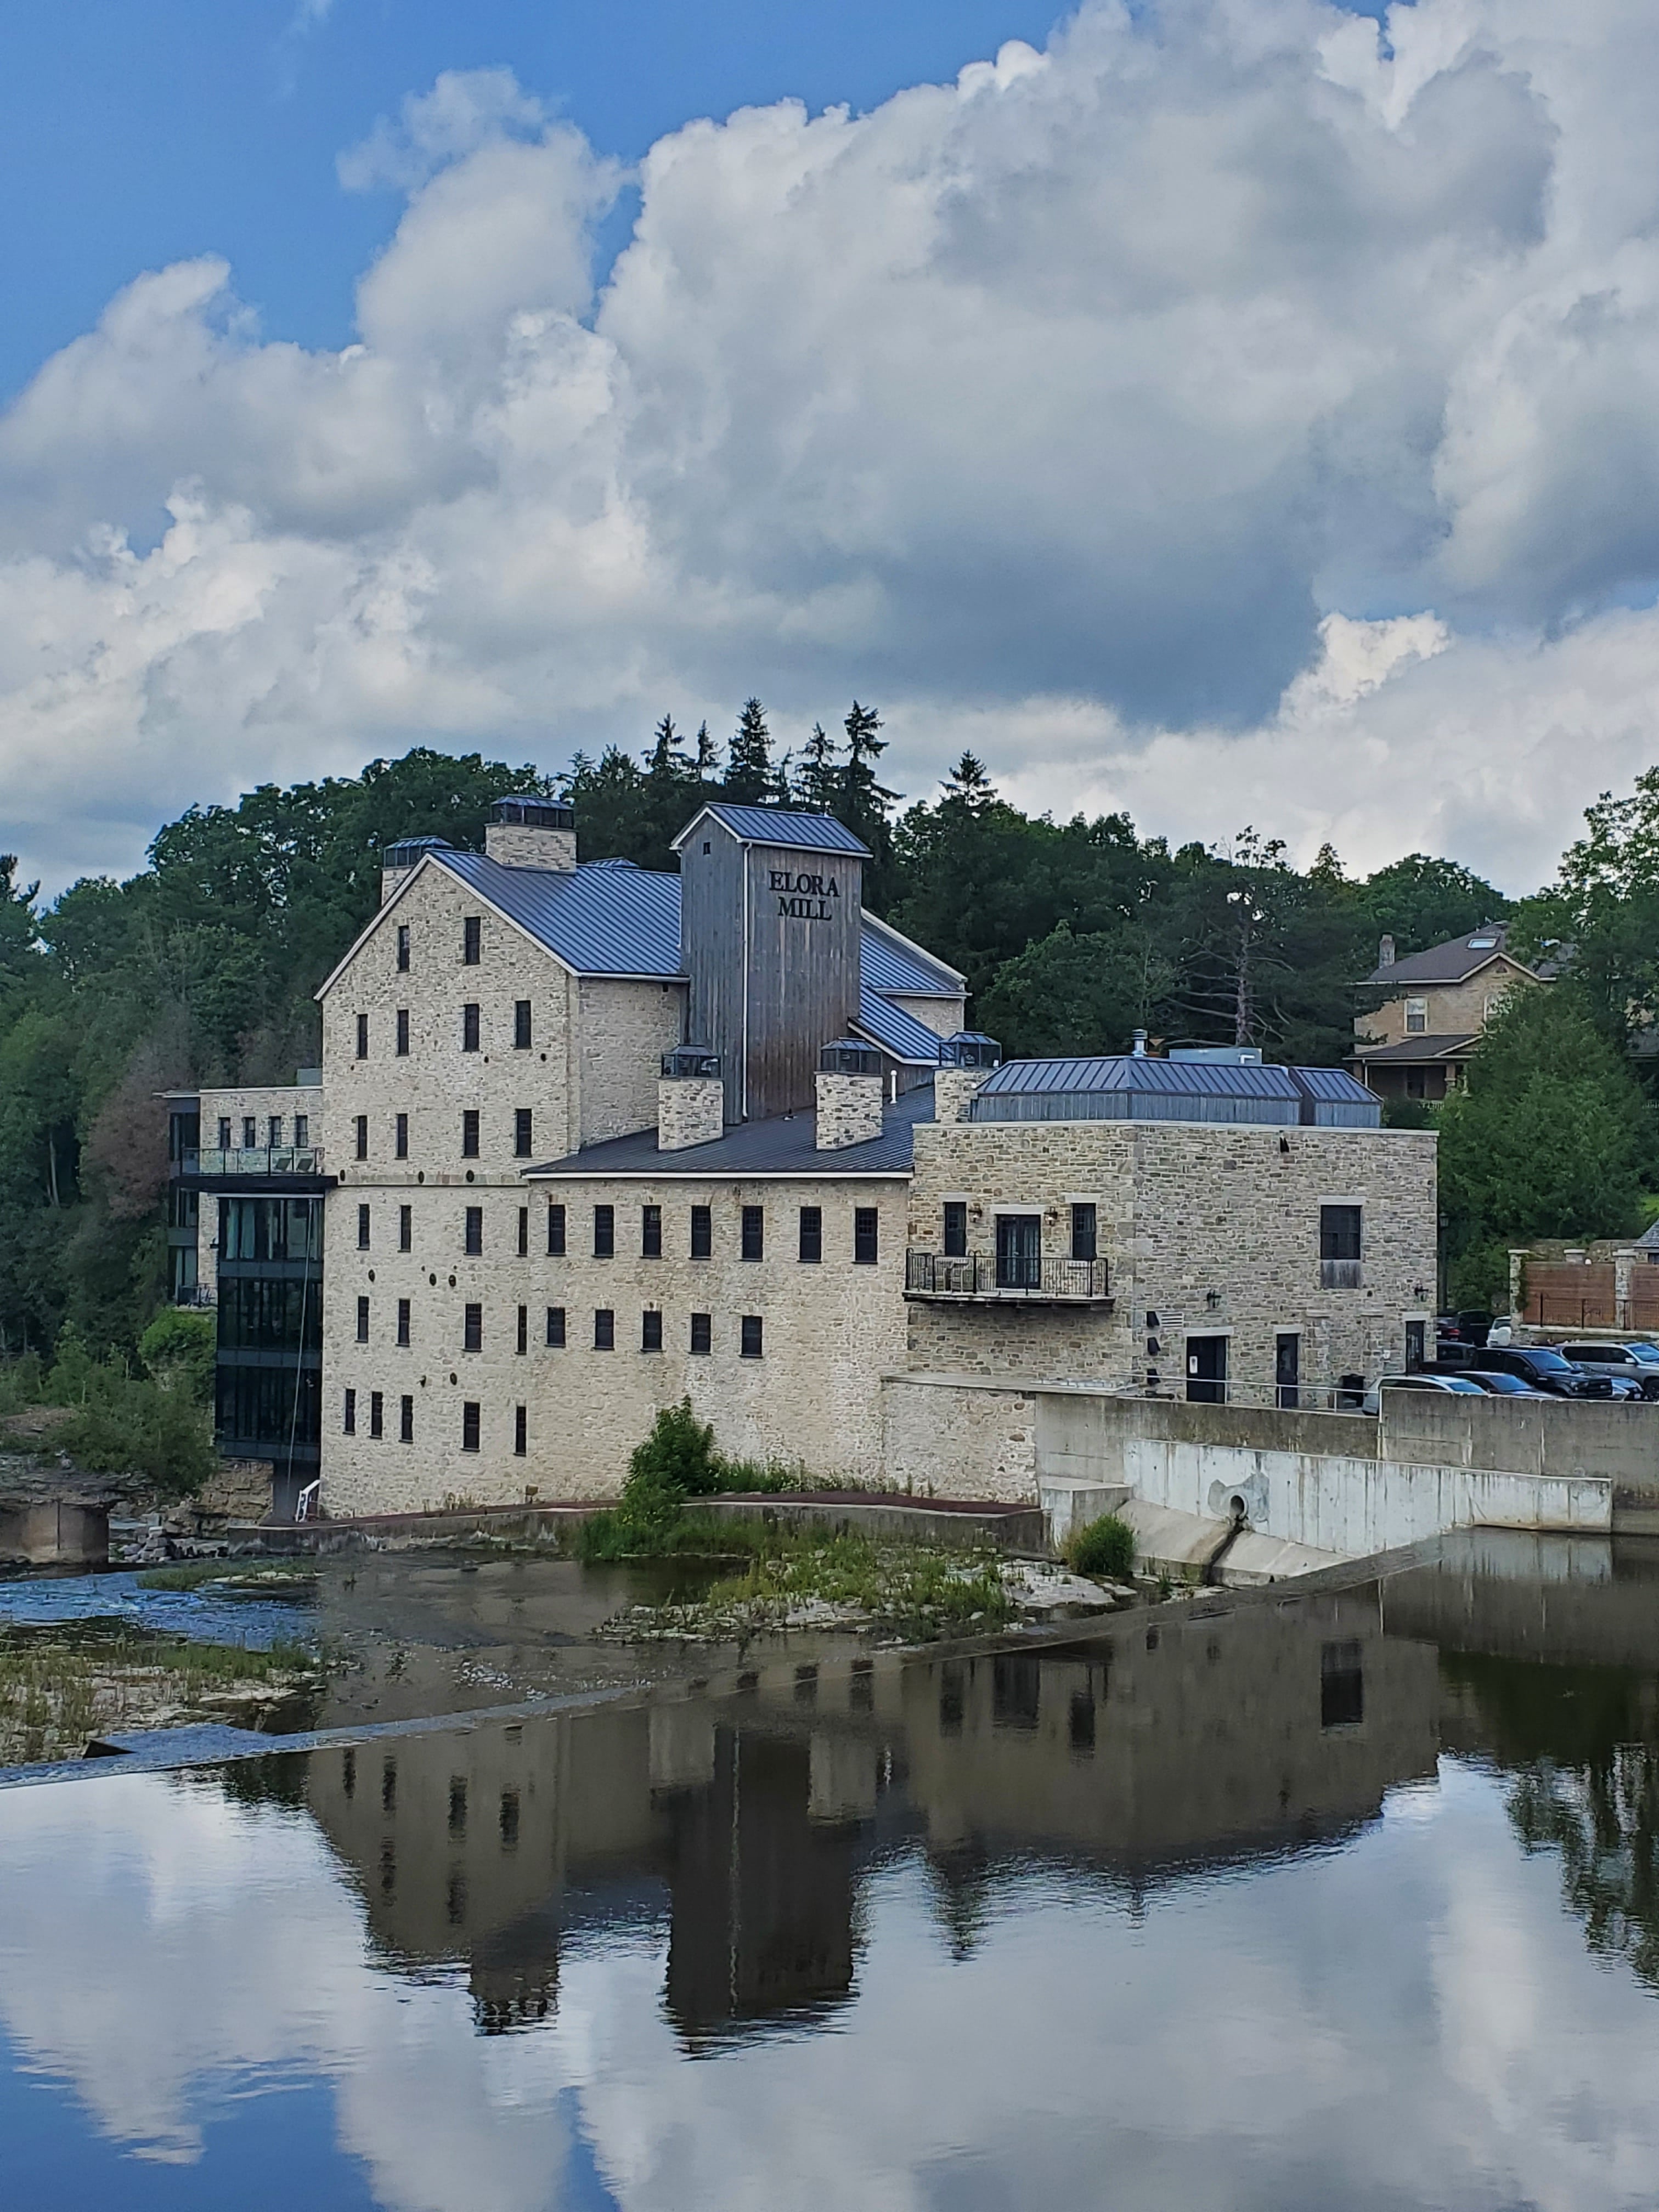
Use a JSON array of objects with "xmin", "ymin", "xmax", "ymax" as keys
[
  {"xmin": 671, "ymin": 804, "xmax": 871, "ymax": 857},
  {"xmin": 859, "ymin": 914, "xmax": 966, "ymax": 996},
  {"xmin": 1349, "ymin": 1033, "xmax": 1478, "ymax": 1063},
  {"xmin": 1364, "ymin": 924, "xmax": 1529, "ymax": 987},
  {"xmin": 437, "ymin": 849, "xmax": 684, "ymax": 978},
  {"xmin": 853, "ymin": 986, "xmax": 950, "ymax": 1065},
  {"xmin": 526, "ymin": 1081, "xmax": 934, "ymax": 1180}
]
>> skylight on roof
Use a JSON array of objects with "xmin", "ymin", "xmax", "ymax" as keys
[{"xmin": 1467, "ymin": 934, "xmax": 1499, "ymax": 949}]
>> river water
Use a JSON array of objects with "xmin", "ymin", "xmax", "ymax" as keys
[{"xmin": 5, "ymin": 1530, "xmax": 1659, "ymax": 2209}]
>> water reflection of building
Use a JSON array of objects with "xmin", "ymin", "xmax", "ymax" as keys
[{"xmin": 304, "ymin": 1593, "xmax": 1441, "ymax": 2044}]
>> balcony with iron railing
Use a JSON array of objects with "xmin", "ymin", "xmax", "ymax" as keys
[
  {"xmin": 905, "ymin": 1250, "xmax": 1112, "ymax": 1304},
  {"xmin": 180, "ymin": 1146, "xmax": 327, "ymax": 1180}
]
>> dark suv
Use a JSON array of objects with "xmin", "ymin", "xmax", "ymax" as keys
[{"xmin": 1469, "ymin": 1345, "xmax": 1615, "ymax": 1399}]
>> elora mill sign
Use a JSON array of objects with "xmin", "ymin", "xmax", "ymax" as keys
[{"xmin": 770, "ymin": 868, "xmax": 843, "ymax": 921}]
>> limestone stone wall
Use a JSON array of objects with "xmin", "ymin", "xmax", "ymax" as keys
[
  {"xmin": 885, "ymin": 993, "xmax": 964, "ymax": 1039},
  {"xmin": 483, "ymin": 822, "xmax": 577, "ymax": 871},
  {"xmin": 906, "ymin": 1119, "xmax": 1437, "ymax": 1403},
  {"xmin": 578, "ymin": 978, "xmax": 685, "ymax": 1146},
  {"xmin": 932, "ymin": 1069, "xmax": 988, "ymax": 1125},
  {"xmin": 658, "ymin": 1077, "xmax": 724, "ymax": 1151},
  {"xmin": 880, "ymin": 1371, "xmax": 1037, "ymax": 1501},
  {"xmin": 199, "ymin": 1084, "xmax": 324, "ymax": 1152},
  {"xmin": 320, "ymin": 1172, "xmax": 911, "ymax": 1514}
]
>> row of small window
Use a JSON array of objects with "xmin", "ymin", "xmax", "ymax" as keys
[
  {"xmin": 354, "ymin": 1299, "xmax": 762, "ymax": 1357},
  {"xmin": 352, "ymin": 1109, "xmax": 535, "ymax": 1161},
  {"xmin": 390, "ymin": 915, "xmax": 486, "ymax": 975},
  {"xmin": 341, "ymin": 1391, "xmax": 537, "ymax": 1453},
  {"xmin": 352, "ymin": 1200, "xmax": 881, "ymax": 1263},
  {"xmin": 219, "ymin": 1114, "xmax": 311, "ymax": 1150},
  {"xmin": 354, "ymin": 994, "xmax": 533, "ymax": 1059}
]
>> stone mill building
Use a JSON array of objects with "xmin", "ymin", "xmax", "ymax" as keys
[{"xmin": 163, "ymin": 797, "xmax": 1438, "ymax": 1518}]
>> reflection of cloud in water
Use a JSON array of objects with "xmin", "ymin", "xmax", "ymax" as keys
[{"xmin": 3, "ymin": 1753, "xmax": 1659, "ymax": 2210}]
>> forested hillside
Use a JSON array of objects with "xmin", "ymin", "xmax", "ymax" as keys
[{"xmin": 0, "ymin": 698, "xmax": 1529, "ymax": 1360}]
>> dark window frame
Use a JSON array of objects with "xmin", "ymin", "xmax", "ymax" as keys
[
  {"xmin": 398, "ymin": 1204, "xmax": 412, "ymax": 1252},
  {"xmin": 799, "ymin": 1206, "xmax": 822, "ymax": 1264},
  {"xmin": 463, "ymin": 915, "xmax": 482, "ymax": 966},
  {"xmin": 514, "ymin": 1108, "xmax": 533, "ymax": 1159},
  {"xmin": 741, "ymin": 1206, "xmax": 764, "ymax": 1262},
  {"xmin": 546, "ymin": 1306, "xmax": 566, "ymax": 1347},
  {"xmin": 594, "ymin": 1205, "xmax": 615, "ymax": 1259},
  {"xmin": 464, "ymin": 1205, "xmax": 483, "ymax": 1256},
  {"xmin": 740, "ymin": 1314, "xmax": 764, "ymax": 1358},
  {"xmin": 397, "ymin": 1297, "xmax": 411, "ymax": 1348},
  {"xmin": 547, "ymin": 1204, "xmax": 566, "ymax": 1256},
  {"xmin": 514, "ymin": 1404, "xmax": 527, "ymax": 1457},
  {"xmin": 464, "ymin": 1302, "xmax": 483, "ymax": 1354},
  {"xmin": 642, "ymin": 1204, "xmax": 662, "ymax": 1259},
  {"xmin": 356, "ymin": 1294, "xmax": 369, "ymax": 1344},
  {"xmin": 690, "ymin": 1312, "xmax": 712, "ymax": 1355},
  {"xmin": 461, "ymin": 1401, "xmax": 481, "ymax": 1452},
  {"xmin": 396, "ymin": 923, "xmax": 410, "ymax": 973},
  {"xmin": 399, "ymin": 1395, "xmax": 414, "ymax": 1444},
  {"xmin": 943, "ymin": 1201, "xmax": 968, "ymax": 1259},
  {"xmin": 396, "ymin": 1007, "xmax": 410, "ymax": 1057},
  {"xmin": 461, "ymin": 1002, "xmax": 481, "ymax": 1053},
  {"xmin": 514, "ymin": 1000, "xmax": 532, "ymax": 1049},
  {"xmin": 343, "ymin": 1389, "xmax": 357, "ymax": 1436},
  {"xmin": 594, "ymin": 1308, "xmax": 615, "ymax": 1351},
  {"xmin": 394, "ymin": 1112, "xmax": 408, "ymax": 1159},
  {"xmin": 355, "ymin": 1012, "xmax": 369, "ymax": 1060},
  {"xmin": 1070, "ymin": 1203, "xmax": 1097, "ymax": 1263},
  {"xmin": 357, "ymin": 1203, "xmax": 371, "ymax": 1251},
  {"xmin": 690, "ymin": 1204, "xmax": 712, "ymax": 1260},
  {"xmin": 516, "ymin": 1304, "xmax": 528, "ymax": 1355},
  {"xmin": 354, "ymin": 1114, "xmax": 368, "ymax": 1161},
  {"xmin": 642, "ymin": 1309, "xmax": 663, "ymax": 1353},
  {"xmin": 461, "ymin": 1109, "xmax": 480, "ymax": 1159},
  {"xmin": 369, "ymin": 1390, "xmax": 384, "ymax": 1441},
  {"xmin": 854, "ymin": 1207, "xmax": 879, "ymax": 1266}
]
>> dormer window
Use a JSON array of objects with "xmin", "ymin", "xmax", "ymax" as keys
[{"xmin": 1404, "ymin": 997, "xmax": 1427, "ymax": 1034}]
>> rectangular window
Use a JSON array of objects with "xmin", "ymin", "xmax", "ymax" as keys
[
  {"xmin": 356, "ymin": 1012, "xmax": 369, "ymax": 1059},
  {"xmin": 594, "ymin": 1308, "xmax": 615, "ymax": 1351},
  {"xmin": 394, "ymin": 1113, "xmax": 408, "ymax": 1159},
  {"xmin": 461, "ymin": 1002, "xmax": 481, "ymax": 1053},
  {"xmin": 396, "ymin": 1007, "xmax": 410, "ymax": 1057},
  {"xmin": 943, "ymin": 1201, "xmax": 968, "ymax": 1258},
  {"xmin": 517, "ymin": 1206, "xmax": 528, "ymax": 1256},
  {"xmin": 369, "ymin": 1390, "xmax": 384, "ymax": 1440},
  {"xmin": 741, "ymin": 1314, "xmax": 764, "ymax": 1358},
  {"xmin": 464, "ymin": 1302, "xmax": 483, "ymax": 1353},
  {"xmin": 1319, "ymin": 1204, "xmax": 1363, "ymax": 1289},
  {"xmin": 461, "ymin": 1109, "xmax": 479, "ymax": 1158},
  {"xmin": 462, "ymin": 1401, "xmax": 480, "ymax": 1452},
  {"xmin": 400, "ymin": 1394, "xmax": 414, "ymax": 1443},
  {"xmin": 1276, "ymin": 1332, "xmax": 1300, "ymax": 1409},
  {"xmin": 514, "ymin": 1000, "xmax": 532, "ymax": 1049},
  {"xmin": 642, "ymin": 1203, "xmax": 662, "ymax": 1258},
  {"xmin": 464, "ymin": 1206, "xmax": 482, "ymax": 1255},
  {"xmin": 642, "ymin": 1308, "xmax": 663, "ymax": 1352},
  {"xmin": 463, "ymin": 915, "xmax": 482, "ymax": 966},
  {"xmin": 294, "ymin": 1114, "xmax": 309, "ymax": 1148},
  {"xmin": 268, "ymin": 1116, "xmax": 283, "ymax": 1149},
  {"xmin": 343, "ymin": 1389, "xmax": 357, "ymax": 1435},
  {"xmin": 691, "ymin": 1204, "xmax": 712, "ymax": 1260},
  {"xmin": 690, "ymin": 1312, "xmax": 712, "ymax": 1356},
  {"xmin": 594, "ymin": 1204, "xmax": 614, "ymax": 1259},
  {"xmin": 354, "ymin": 1114, "xmax": 369, "ymax": 1161},
  {"xmin": 397, "ymin": 1297, "xmax": 410, "ymax": 1348},
  {"xmin": 546, "ymin": 1306, "xmax": 566, "ymax": 1347},
  {"xmin": 516, "ymin": 1304, "xmax": 528, "ymax": 1355},
  {"xmin": 514, "ymin": 1108, "xmax": 533, "ymax": 1158},
  {"xmin": 243, "ymin": 1116, "xmax": 258, "ymax": 1150},
  {"xmin": 357, "ymin": 1203, "xmax": 371, "ymax": 1251},
  {"xmin": 396, "ymin": 923, "xmax": 410, "ymax": 973},
  {"xmin": 218, "ymin": 1116, "xmax": 233, "ymax": 1150},
  {"xmin": 854, "ymin": 1207, "xmax": 879, "ymax": 1266},
  {"xmin": 1070, "ymin": 1203, "xmax": 1097, "ymax": 1262},
  {"xmin": 514, "ymin": 1404, "xmax": 527, "ymax": 1457},
  {"xmin": 547, "ymin": 1204, "xmax": 566, "ymax": 1256},
  {"xmin": 356, "ymin": 1294, "xmax": 369, "ymax": 1344},
  {"xmin": 1405, "ymin": 997, "xmax": 1428, "ymax": 1035},
  {"xmin": 799, "ymin": 1206, "xmax": 822, "ymax": 1263},
  {"xmin": 741, "ymin": 1205, "xmax": 764, "ymax": 1261},
  {"xmin": 398, "ymin": 1204, "xmax": 412, "ymax": 1252}
]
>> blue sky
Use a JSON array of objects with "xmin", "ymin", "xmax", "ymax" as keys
[
  {"xmin": 3, "ymin": 0, "xmax": 1658, "ymax": 899},
  {"xmin": 0, "ymin": 0, "xmax": 1068, "ymax": 400}
]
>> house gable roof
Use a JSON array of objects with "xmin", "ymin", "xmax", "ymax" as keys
[{"xmin": 1364, "ymin": 924, "xmax": 1537, "ymax": 989}]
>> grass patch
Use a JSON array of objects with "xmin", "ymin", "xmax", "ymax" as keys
[
  {"xmin": 1064, "ymin": 1514, "xmax": 1136, "ymax": 1582},
  {"xmin": 0, "ymin": 1624, "xmax": 321, "ymax": 1766},
  {"xmin": 136, "ymin": 1557, "xmax": 318, "ymax": 1592},
  {"xmin": 705, "ymin": 1533, "xmax": 1013, "ymax": 1641}
]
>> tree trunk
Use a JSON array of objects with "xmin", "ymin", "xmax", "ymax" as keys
[{"xmin": 46, "ymin": 1129, "xmax": 60, "ymax": 1209}]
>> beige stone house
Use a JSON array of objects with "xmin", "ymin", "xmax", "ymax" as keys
[{"xmin": 1348, "ymin": 923, "xmax": 1544, "ymax": 1102}]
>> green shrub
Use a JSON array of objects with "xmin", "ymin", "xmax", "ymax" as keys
[
  {"xmin": 1065, "ymin": 1514, "xmax": 1136, "ymax": 1583},
  {"xmin": 629, "ymin": 1398, "xmax": 720, "ymax": 1497},
  {"xmin": 138, "ymin": 1308, "xmax": 217, "ymax": 1405}
]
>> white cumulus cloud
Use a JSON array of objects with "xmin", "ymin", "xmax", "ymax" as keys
[{"xmin": 7, "ymin": 3, "xmax": 1659, "ymax": 893}]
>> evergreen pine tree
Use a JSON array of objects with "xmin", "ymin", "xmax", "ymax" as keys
[
  {"xmin": 835, "ymin": 700, "xmax": 900, "ymax": 853},
  {"xmin": 693, "ymin": 721, "xmax": 719, "ymax": 780},
  {"xmin": 723, "ymin": 698, "xmax": 778, "ymax": 805},
  {"xmin": 793, "ymin": 721, "xmax": 841, "ymax": 812}
]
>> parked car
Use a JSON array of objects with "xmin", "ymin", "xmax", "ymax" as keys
[
  {"xmin": 1361, "ymin": 1373, "xmax": 1488, "ymax": 1415},
  {"xmin": 1454, "ymin": 1369, "xmax": 1550, "ymax": 1398},
  {"xmin": 1559, "ymin": 1342, "xmax": 1659, "ymax": 1400},
  {"xmin": 1468, "ymin": 1345, "xmax": 1616, "ymax": 1398}
]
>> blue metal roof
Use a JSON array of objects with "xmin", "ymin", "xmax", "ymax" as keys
[
  {"xmin": 674, "ymin": 804, "xmax": 871, "ymax": 857},
  {"xmin": 969, "ymin": 1053, "xmax": 1381, "ymax": 1128},
  {"xmin": 854, "ymin": 986, "xmax": 949, "ymax": 1065},
  {"xmin": 859, "ymin": 926, "xmax": 962, "ymax": 998},
  {"xmin": 436, "ymin": 850, "xmax": 683, "ymax": 978},
  {"xmin": 529, "ymin": 1080, "xmax": 934, "ymax": 1179}
]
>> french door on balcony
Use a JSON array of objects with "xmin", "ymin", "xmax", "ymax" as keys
[{"xmin": 994, "ymin": 1213, "xmax": 1042, "ymax": 1291}]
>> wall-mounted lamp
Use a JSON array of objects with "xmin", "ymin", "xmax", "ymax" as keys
[
  {"xmin": 1145, "ymin": 1310, "xmax": 1160, "ymax": 1330},
  {"xmin": 1205, "ymin": 1289, "xmax": 1222, "ymax": 1309},
  {"xmin": 1279, "ymin": 1136, "xmax": 1291, "ymax": 1154},
  {"xmin": 1147, "ymin": 1336, "xmax": 1162, "ymax": 1357}
]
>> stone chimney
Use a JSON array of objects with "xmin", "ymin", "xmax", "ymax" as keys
[
  {"xmin": 816, "ymin": 1040, "xmax": 884, "ymax": 1150},
  {"xmin": 933, "ymin": 1030, "xmax": 1001, "ymax": 1125},
  {"xmin": 381, "ymin": 836, "xmax": 453, "ymax": 904},
  {"xmin": 484, "ymin": 798, "xmax": 577, "ymax": 872},
  {"xmin": 1378, "ymin": 934, "xmax": 1395, "ymax": 969},
  {"xmin": 658, "ymin": 1048, "xmax": 724, "ymax": 1152}
]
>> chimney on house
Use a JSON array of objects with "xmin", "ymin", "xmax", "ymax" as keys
[
  {"xmin": 1378, "ymin": 934, "xmax": 1396, "ymax": 969},
  {"xmin": 934, "ymin": 1031, "xmax": 1002, "ymax": 1124},
  {"xmin": 658, "ymin": 1047, "xmax": 725, "ymax": 1152},
  {"xmin": 816, "ymin": 1039, "xmax": 885, "ymax": 1151},
  {"xmin": 380, "ymin": 836, "xmax": 453, "ymax": 905},
  {"xmin": 484, "ymin": 798, "xmax": 577, "ymax": 872}
]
